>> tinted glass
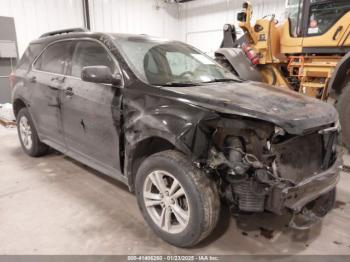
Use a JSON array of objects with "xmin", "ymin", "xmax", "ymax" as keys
[
  {"xmin": 18, "ymin": 43, "xmax": 43, "ymax": 70},
  {"xmin": 308, "ymin": 0, "xmax": 350, "ymax": 35},
  {"xmin": 34, "ymin": 41, "xmax": 74, "ymax": 74},
  {"xmin": 166, "ymin": 51, "xmax": 200, "ymax": 75},
  {"xmin": 70, "ymin": 40, "xmax": 115, "ymax": 78},
  {"xmin": 286, "ymin": 0, "xmax": 303, "ymax": 37},
  {"xmin": 114, "ymin": 36, "xmax": 237, "ymax": 86}
]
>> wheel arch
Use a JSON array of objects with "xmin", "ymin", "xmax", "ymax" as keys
[
  {"xmin": 13, "ymin": 98, "xmax": 27, "ymax": 118},
  {"xmin": 125, "ymin": 136, "xmax": 184, "ymax": 192}
]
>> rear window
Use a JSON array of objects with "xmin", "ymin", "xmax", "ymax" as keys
[
  {"xmin": 17, "ymin": 43, "xmax": 43, "ymax": 70},
  {"xmin": 34, "ymin": 41, "xmax": 74, "ymax": 75}
]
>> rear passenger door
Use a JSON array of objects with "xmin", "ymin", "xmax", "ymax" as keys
[
  {"xmin": 29, "ymin": 41, "xmax": 75, "ymax": 150},
  {"xmin": 61, "ymin": 39, "xmax": 123, "ymax": 172}
]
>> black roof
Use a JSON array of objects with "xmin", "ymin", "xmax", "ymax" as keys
[
  {"xmin": 31, "ymin": 28, "xmax": 161, "ymax": 46},
  {"xmin": 39, "ymin": 28, "xmax": 89, "ymax": 38}
]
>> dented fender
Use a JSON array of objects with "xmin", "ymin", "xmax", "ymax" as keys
[{"xmin": 122, "ymin": 86, "xmax": 220, "ymax": 188}]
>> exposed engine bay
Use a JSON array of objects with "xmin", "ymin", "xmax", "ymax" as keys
[{"xmin": 204, "ymin": 116, "xmax": 341, "ymax": 229}]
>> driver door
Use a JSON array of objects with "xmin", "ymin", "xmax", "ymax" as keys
[{"xmin": 60, "ymin": 39, "xmax": 123, "ymax": 172}]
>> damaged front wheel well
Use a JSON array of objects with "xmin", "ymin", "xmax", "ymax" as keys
[{"xmin": 129, "ymin": 137, "xmax": 175, "ymax": 191}]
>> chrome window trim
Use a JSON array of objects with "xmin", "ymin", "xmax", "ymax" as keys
[{"xmin": 31, "ymin": 37, "xmax": 124, "ymax": 87}]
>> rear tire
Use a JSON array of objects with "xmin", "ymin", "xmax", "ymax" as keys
[
  {"xmin": 135, "ymin": 150, "xmax": 220, "ymax": 247},
  {"xmin": 336, "ymin": 83, "xmax": 350, "ymax": 150},
  {"xmin": 17, "ymin": 107, "xmax": 49, "ymax": 157}
]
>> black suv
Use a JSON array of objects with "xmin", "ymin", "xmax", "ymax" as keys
[{"xmin": 12, "ymin": 28, "xmax": 341, "ymax": 247}]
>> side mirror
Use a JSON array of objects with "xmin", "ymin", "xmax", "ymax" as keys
[{"xmin": 81, "ymin": 66, "xmax": 122, "ymax": 86}]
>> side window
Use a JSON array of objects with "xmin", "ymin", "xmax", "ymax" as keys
[
  {"xmin": 307, "ymin": 0, "xmax": 350, "ymax": 35},
  {"xmin": 70, "ymin": 40, "xmax": 116, "ymax": 78},
  {"xmin": 144, "ymin": 53, "xmax": 159, "ymax": 74},
  {"xmin": 18, "ymin": 43, "xmax": 43, "ymax": 70},
  {"xmin": 34, "ymin": 41, "xmax": 73, "ymax": 74},
  {"xmin": 286, "ymin": 0, "xmax": 303, "ymax": 37}
]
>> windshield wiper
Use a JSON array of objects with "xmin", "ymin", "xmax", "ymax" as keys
[
  {"xmin": 204, "ymin": 78, "xmax": 241, "ymax": 83},
  {"xmin": 155, "ymin": 82, "xmax": 201, "ymax": 87}
]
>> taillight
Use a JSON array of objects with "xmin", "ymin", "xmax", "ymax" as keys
[{"xmin": 9, "ymin": 72, "xmax": 16, "ymax": 88}]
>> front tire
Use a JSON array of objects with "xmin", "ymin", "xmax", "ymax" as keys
[
  {"xmin": 336, "ymin": 83, "xmax": 350, "ymax": 150},
  {"xmin": 135, "ymin": 150, "xmax": 220, "ymax": 247},
  {"xmin": 17, "ymin": 107, "xmax": 49, "ymax": 157}
]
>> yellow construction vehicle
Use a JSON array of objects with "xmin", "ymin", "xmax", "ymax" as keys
[{"xmin": 215, "ymin": 0, "xmax": 350, "ymax": 149}]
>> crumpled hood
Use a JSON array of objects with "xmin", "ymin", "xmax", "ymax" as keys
[{"xmin": 161, "ymin": 81, "xmax": 338, "ymax": 134}]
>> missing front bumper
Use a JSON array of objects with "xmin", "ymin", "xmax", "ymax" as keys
[
  {"xmin": 265, "ymin": 157, "xmax": 342, "ymax": 215},
  {"xmin": 288, "ymin": 188, "xmax": 336, "ymax": 230}
]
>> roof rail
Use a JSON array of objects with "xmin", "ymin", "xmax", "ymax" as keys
[{"xmin": 40, "ymin": 28, "xmax": 89, "ymax": 38}]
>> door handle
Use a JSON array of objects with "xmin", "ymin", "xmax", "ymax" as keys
[
  {"xmin": 51, "ymin": 76, "xmax": 65, "ymax": 83},
  {"xmin": 64, "ymin": 87, "xmax": 74, "ymax": 96},
  {"xmin": 28, "ymin": 76, "xmax": 36, "ymax": 83},
  {"xmin": 333, "ymin": 26, "xmax": 343, "ymax": 40},
  {"xmin": 48, "ymin": 86, "xmax": 59, "ymax": 90}
]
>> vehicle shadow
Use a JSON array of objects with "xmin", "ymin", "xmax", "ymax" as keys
[
  {"xmin": 233, "ymin": 211, "xmax": 322, "ymax": 242},
  {"xmin": 196, "ymin": 205, "xmax": 323, "ymax": 253},
  {"xmin": 8, "ymin": 146, "xmax": 323, "ymax": 254}
]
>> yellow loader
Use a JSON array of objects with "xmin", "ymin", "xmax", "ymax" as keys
[{"xmin": 215, "ymin": 0, "xmax": 350, "ymax": 149}]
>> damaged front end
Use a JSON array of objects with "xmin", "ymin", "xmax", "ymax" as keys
[{"xmin": 205, "ymin": 116, "xmax": 342, "ymax": 229}]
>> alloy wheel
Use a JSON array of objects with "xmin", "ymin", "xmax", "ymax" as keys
[
  {"xmin": 143, "ymin": 170, "xmax": 190, "ymax": 234},
  {"xmin": 19, "ymin": 116, "xmax": 33, "ymax": 150}
]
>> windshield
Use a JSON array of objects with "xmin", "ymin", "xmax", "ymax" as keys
[{"xmin": 113, "ymin": 35, "xmax": 238, "ymax": 86}]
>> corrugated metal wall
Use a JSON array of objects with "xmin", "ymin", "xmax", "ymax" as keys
[
  {"xmin": 0, "ymin": 0, "xmax": 181, "ymax": 56},
  {"xmin": 0, "ymin": 0, "xmax": 286, "ymax": 56},
  {"xmin": 0, "ymin": 0, "xmax": 84, "ymax": 56},
  {"xmin": 88, "ymin": 0, "xmax": 180, "ymax": 40},
  {"xmin": 179, "ymin": 0, "xmax": 286, "ymax": 55}
]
